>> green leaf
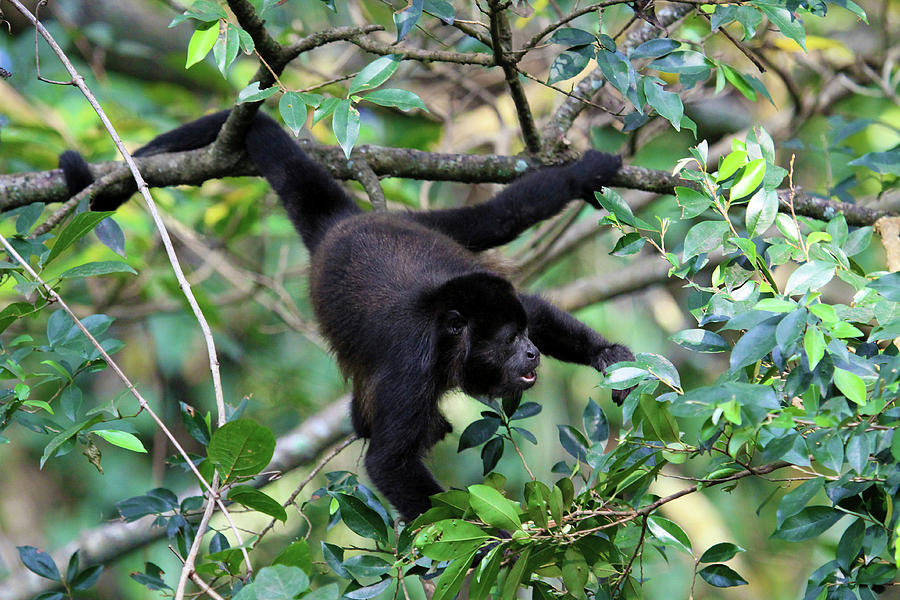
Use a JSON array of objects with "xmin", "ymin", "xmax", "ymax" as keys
[
  {"xmin": 44, "ymin": 212, "xmax": 115, "ymax": 266},
  {"xmin": 720, "ymin": 64, "xmax": 757, "ymax": 101},
  {"xmin": 333, "ymin": 493, "xmax": 389, "ymax": 545},
  {"xmin": 777, "ymin": 477, "xmax": 823, "ymax": 526},
  {"xmin": 40, "ymin": 415, "xmax": 104, "ymax": 468},
  {"xmin": 670, "ymin": 329, "xmax": 729, "ymax": 353},
  {"xmin": 833, "ymin": 368, "xmax": 866, "ymax": 405},
  {"xmin": 59, "ymin": 261, "xmax": 137, "ymax": 280},
  {"xmin": 333, "ymin": 99, "xmax": 360, "ymax": 158},
  {"xmin": 394, "ymin": 0, "xmax": 423, "ymax": 41},
  {"xmin": 869, "ymin": 272, "xmax": 900, "ymax": 301},
  {"xmin": 432, "ymin": 550, "xmax": 477, "ymax": 600},
  {"xmin": 252, "ymin": 565, "xmax": 309, "ymax": 599},
  {"xmin": 561, "ymin": 547, "xmax": 589, "ymax": 600},
  {"xmin": 186, "ymin": 21, "xmax": 219, "ymax": 68},
  {"xmin": 213, "ymin": 23, "xmax": 241, "ymax": 75},
  {"xmin": 279, "ymin": 92, "xmax": 308, "ymax": 136},
  {"xmin": 229, "ymin": 485, "xmax": 287, "ymax": 522},
  {"xmin": 469, "ymin": 544, "xmax": 503, "ymax": 600},
  {"xmin": 637, "ymin": 352, "xmax": 681, "ymax": 388},
  {"xmin": 17, "ymin": 546, "xmax": 61, "ymax": 581},
  {"xmin": 94, "ymin": 430, "xmax": 147, "ymax": 453},
  {"xmin": 699, "ymin": 542, "xmax": 745, "ymax": 563},
  {"xmin": 358, "ymin": 89, "xmax": 427, "ymax": 112},
  {"xmin": 414, "ymin": 519, "xmax": 490, "ymax": 560},
  {"xmin": 644, "ymin": 79, "xmax": 683, "ymax": 130},
  {"xmin": 648, "ymin": 50, "xmax": 712, "ymax": 75},
  {"xmin": 698, "ymin": 564, "xmax": 748, "ymax": 587},
  {"xmin": 595, "ymin": 188, "xmax": 635, "ymax": 226},
  {"xmin": 273, "ymin": 540, "xmax": 312, "ymax": 573},
  {"xmin": 313, "ymin": 97, "xmax": 341, "ymax": 125},
  {"xmin": 631, "ymin": 38, "xmax": 680, "ymax": 60},
  {"xmin": 480, "ymin": 437, "xmax": 503, "ymax": 475},
  {"xmin": 302, "ymin": 584, "xmax": 339, "ymax": 600},
  {"xmin": 784, "ymin": 261, "xmax": 834, "ymax": 295},
  {"xmin": 583, "ymin": 399, "xmax": 609, "ymax": 445},
  {"xmin": 804, "ymin": 326, "xmax": 825, "ymax": 369},
  {"xmin": 717, "ymin": 150, "xmax": 748, "ymax": 181},
  {"xmin": 755, "ymin": 2, "xmax": 806, "ymax": 50},
  {"xmin": 207, "ymin": 419, "xmax": 276, "ymax": 482},
  {"xmin": 746, "ymin": 189, "xmax": 778, "ymax": 238},
  {"xmin": 647, "ymin": 516, "xmax": 692, "ymax": 554},
  {"xmin": 675, "ymin": 186, "xmax": 712, "ymax": 219},
  {"xmin": 548, "ymin": 46, "xmax": 593, "ymax": 85},
  {"xmin": 501, "ymin": 545, "xmax": 532, "ymax": 598},
  {"xmin": 237, "ymin": 81, "xmax": 279, "ymax": 103},
  {"xmin": 423, "ymin": 0, "xmax": 455, "ymax": 23},
  {"xmin": 343, "ymin": 555, "xmax": 392, "ymax": 580},
  {"xmin": 730, "ymin": 158, "xmax": 766, "ymax": 200},
  {"xmin": 468, "ymin": 484, "xmax": 522, "ymax": 530},
  {"xmin": 349, "ymin": 55, "xmax": 401, "ymax": 95},
  {"xmin": 772, "ymin": 506, "xmax": 842, "ymax": 541},
  {"xmin": 683, "ymin": 221, "xmax": 730, "ymax": 260}
]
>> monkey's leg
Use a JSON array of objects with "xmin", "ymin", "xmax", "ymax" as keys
[
  {"xmin": 411, "ymin": 152, "xmax": 621, "ymax": 251},
  {"xmin": 519, "ymin": 293, "xmax": 634, "ymax": 404},
  {"xmin": 363, "ymin": 378, "xmax": 445, "ymax": 521}
]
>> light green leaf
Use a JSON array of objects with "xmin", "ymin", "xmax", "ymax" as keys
[
  {"xmin": 186, "ymin": 21, "xmax": 219, "ymax": 68},
  {"xmin": 348, "ymin": 55, "xmax": 401, "ymax": 95},
  {"xmin": 332, "ymin": 99, "xmax": 360, "ymax": 158},
  {"xmin": 730, "ymin": 158, "xmax": 766, "ymax": 200},
  {"xmin": 94, "ymin": 430, "xmax": 147, "ymax": 453},
  {"xmin": 358, "ymin": 89, "xmax": 427, "ymax": 112},
  {"xmin": 279, "ymin": 92, "xmax": 308, "ymax": 136},
  {"xmin": 59, "ymin": 261, "xmax": 137, "ymax": 280},
  {"xmin": 468, "ymin": 484, "xmax": 522, "ymax": 530},
  {"xmin": 834, "ymin": 368, "xmax": 866, "ymax": 405}
]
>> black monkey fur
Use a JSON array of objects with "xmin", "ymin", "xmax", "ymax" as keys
[{"xmin": 58, "ymin": 110, "xmax": 635, "ymax": 521}]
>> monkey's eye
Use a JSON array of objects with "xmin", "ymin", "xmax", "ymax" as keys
[{"xmin": 449, "ymin": 323, "xmax": 463, "ymax": 335}]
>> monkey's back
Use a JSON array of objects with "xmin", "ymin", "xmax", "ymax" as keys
[{"xmin": 308, "ymin": 213, "xmax": 482, "ymax": 371}]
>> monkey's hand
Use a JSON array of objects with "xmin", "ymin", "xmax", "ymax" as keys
[
  {"xmin": 591, "ymin": 343, "xmax": 635, "ymax": 405},
  {"xmin": 567, "ymin": 150, "xmax": 622, "ymax": 207}
]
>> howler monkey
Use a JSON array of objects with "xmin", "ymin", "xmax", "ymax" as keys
[{"xmin": 59, "ymin": 110, "xmax": 634, "ymax": 521}]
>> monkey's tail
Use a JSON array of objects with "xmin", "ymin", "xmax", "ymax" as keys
[{"xmin": 60, "ymin": 109, "xmax": 360, "ymax": 253}]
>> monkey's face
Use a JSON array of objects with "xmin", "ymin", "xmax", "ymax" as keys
[{"xmin": 457, "ymin": 321, "xmax": 541, "ymax": 399}]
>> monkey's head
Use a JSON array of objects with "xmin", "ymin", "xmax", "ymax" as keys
[{"xmin": 424, "ymin": 273, "xmax": 540, "ymax": 398}]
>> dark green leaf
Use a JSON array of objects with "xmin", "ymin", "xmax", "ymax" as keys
[
  {"xmin": 631, "ymin": 38, "xmax": 679, "ymax": 59},
  {"xmin": 699, "ymin": 564, "xmax": 748, "ymax": 587},
  {"xmin": 458, "ymin": 417, "xmax": 500, "ymax": 451},
  {"xmin": 772, "ymin": 506, "xmax": 842, "ymax": 541},
  {"xmin": 644, "ymin": 79, "xmax": 683, "ymax": 130},
  {"xmin": 71, "ymin": 565, "xmax": 103, "ymax": 591},
  {"xmin": 548, "ymin": 27, "xmax": 595, "ymax": 46},
  {"xmin": 334, "ymin": 493, "xmax": 389, "ymax": 544},
  {"xmin": 869, "ymin": 272, "xmax": 900, "ymax": 301},
  {"xmin": 558, "ymin": 424, "xmax": 589, "ymax": 462},
  {"xmin": 17, "ymin": 546, "xmax": 60, "ymax": 581},
  {"xmin": 480, "ymin": 437, "xmax": 503, "ymax": 475},
  {"xmin": 423, "ymin": 0, "xmax": 455, "ymax": 23},
  {"xmin": 344, "ymin": 578, "xmax": 392, "ymax": 599},
  {"xmin": 777, "ymin": 477, "xmax": 823, "ymax": 526},
  {"xmin": 511, "ymin": 402, "xmax": 541, "ymax": 420},
  {"xmin": 649, "ymin": 50, "xmax": 712, "ymax": 74},
  {"xmin": 699, "ymin": 542, "xmax": 745, "ymax": 563},
  {"xmin": 432, "ymin": 550, "xmax": 477, "ymax": 600},
  {"xmin": 730, "ymin": 316, "xmax": 780, "ymax": 370},
  {"xmin": 273, "ymin": 540, "xmax": 312, "ymax": 573},
  {"xmin": 583, "ymin": 399, "xmax": 609, "ymax": 445}
]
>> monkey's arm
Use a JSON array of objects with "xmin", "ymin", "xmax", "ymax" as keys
[
  {"xmin": 411, "ymin": 151, "xmax": 621, "ymax": 251},
  {"xmin": 519, "ymin": 293, "xmax": 634, "ymax": 404}
]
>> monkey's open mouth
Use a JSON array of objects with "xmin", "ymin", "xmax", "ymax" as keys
[{"xmin": 521, "ymin": 371, "xmax": 537, "ymax": 385}]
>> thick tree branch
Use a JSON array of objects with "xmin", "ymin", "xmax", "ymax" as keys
[{"xmin": 4, "ymin": 147, "xmax": 893, "ymax": 226}]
